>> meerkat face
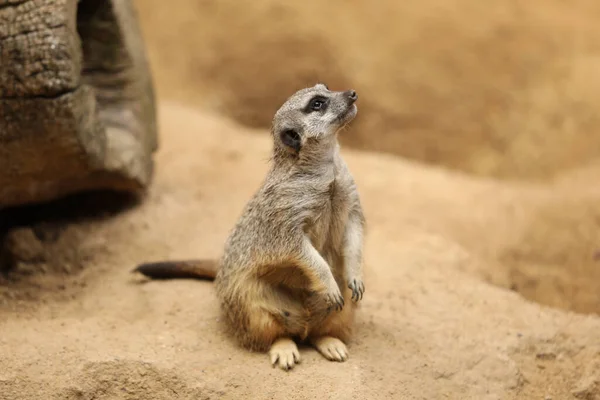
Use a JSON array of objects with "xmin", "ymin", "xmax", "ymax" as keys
[{"xmin": 272, "ymin": 83, "xmax": 358, "ymax": 154}]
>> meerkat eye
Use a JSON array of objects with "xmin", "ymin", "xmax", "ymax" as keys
[{"xmin": 308, "ymin": 96, "xmax": 328, "ymax": 112}]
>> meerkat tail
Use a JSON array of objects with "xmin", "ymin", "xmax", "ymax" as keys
[{"xmin": 132, "ymin": 260, "xmax": 218, "ymax": 280}]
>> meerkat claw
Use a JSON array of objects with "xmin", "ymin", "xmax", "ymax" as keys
[
  {"xmin": 329, "ymin": 298, "xmax": 341, "ymax": 312},
  {"xmin": 337, "ymin": 293, "xmax": 345, "ymax": 311},
  {"xmin": 349, "ymin": 279, "xmax": 365, "ymax": 302},
  {"xmin": 325, "ymin": 289, "xmax": 345, "ymax": 311}
]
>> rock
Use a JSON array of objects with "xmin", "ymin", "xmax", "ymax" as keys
[{"xmin": 0, "ymin": 0, "xmax": 157, "ymax": 208}]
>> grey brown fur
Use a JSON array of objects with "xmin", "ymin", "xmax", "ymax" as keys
[{"xmin": 134, "ymin": 84, "xmax": 365, "ymax": 370}]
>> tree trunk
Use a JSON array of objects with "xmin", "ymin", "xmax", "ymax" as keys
[{"xmin": 0, "ymin": 0, "xmax": 157, "ymax": 208}]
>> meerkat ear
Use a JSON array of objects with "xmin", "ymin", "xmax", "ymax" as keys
[{"xmin": 280, "ymin": 129, "xmax": 302, "ymax": 153}]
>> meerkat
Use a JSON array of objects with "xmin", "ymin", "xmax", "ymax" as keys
[{"xmin": 133, "ymin": 83, "xmax": 365, "ymax": 371}]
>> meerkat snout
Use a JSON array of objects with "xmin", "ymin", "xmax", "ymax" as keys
[{"xmin": 335, "ymin": 89, "xmax": 358, "ymax": 125}]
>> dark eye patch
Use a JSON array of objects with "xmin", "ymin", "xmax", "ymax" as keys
[{"xmin": 303, "ymin": 95, "xmax": 328, "ymax": 113}]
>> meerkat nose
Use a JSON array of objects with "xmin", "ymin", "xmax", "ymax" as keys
[{"xmin": 347, "ymin": 90, "xmax": 358, "ymax": 101}]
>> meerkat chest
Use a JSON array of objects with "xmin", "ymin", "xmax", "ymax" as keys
[{"xmin": 308, "ymin": 175, "xmax": 351, "ymax": 254}]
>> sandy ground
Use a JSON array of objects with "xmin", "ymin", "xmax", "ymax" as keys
[{"xmin": 1, "ymin": 102, "xmax": 599, "ymax": 399}]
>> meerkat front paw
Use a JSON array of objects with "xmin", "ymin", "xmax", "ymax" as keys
[
  {"xmin": 348, "ymin": 278, "xmax": 365, "ymax": 302},
  {"xmin": 323, "ymin": 284, "xmax": 345, "ymax": 311}
]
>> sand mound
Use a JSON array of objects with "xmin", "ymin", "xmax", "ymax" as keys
[{"xmin": 1, "ymin": 102, "xmax": 599, "ymax": 399}]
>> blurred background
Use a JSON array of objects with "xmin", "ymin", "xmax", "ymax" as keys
[{"xmin": 135, "ymin": 0, "xmax": 600, "ymax": 180}]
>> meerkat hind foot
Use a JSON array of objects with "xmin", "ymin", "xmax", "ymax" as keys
[
  {"xmin": 312, "ymin": 336, "xmax": 348, "ymax": 362},
  {"xmin": 269, "ymin": 338, "xmax": 301, "ymax": 371}
]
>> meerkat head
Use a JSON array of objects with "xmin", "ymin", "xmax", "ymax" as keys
[{"xmin": 271, "ymin": 83, "xmax": 358, "ymax": 156}]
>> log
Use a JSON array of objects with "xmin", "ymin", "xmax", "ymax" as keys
[{"xmin": 0, "ymin": 0, "xmax": 157, "ymax": 208}]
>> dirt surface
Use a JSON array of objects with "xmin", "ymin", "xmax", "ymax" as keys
[
  {"xmin": 2, "ymin": 1, "xmax": 600, "ymax": 398},
  {"xmin": 1, "ymin": 103, "xmax": 599, "ymax": 399}
]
